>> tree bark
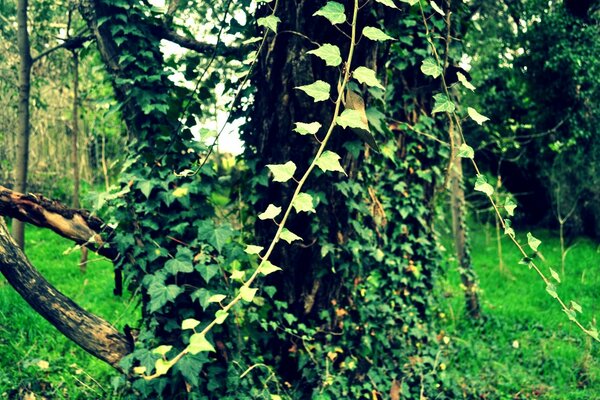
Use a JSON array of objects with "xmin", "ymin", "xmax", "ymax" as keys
[
  {"xmin": 13, "ymin": 0, "xmax": 33, "ymax": 248},
  {"xmin": 0, "ymin": 185, "xmax": 117, "ymax": 261},
  {"xmin": 0, "ymin": 218, "xmax": 132, "ymax": 369}
]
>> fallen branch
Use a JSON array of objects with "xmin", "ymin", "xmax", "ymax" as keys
[{"xmin": 0, "ymin": 219, "xmax": 132, "ymax": 370}]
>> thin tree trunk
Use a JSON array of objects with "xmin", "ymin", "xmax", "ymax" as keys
[
  {"xmin": 72, "ymin": 51, "xmax": 81, "ymax": 209},
  {"xmin": 13, "ymin": 0, "xmax": 33, "ymax": 249},
  {"xmin": 449, "ymin": 120, "xmax": 481, "ymax": 319}
]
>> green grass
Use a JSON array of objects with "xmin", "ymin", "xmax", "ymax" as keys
[
  {"xmin": 440, "ymin": 223, "xmax": 600, "ymax": 399},
  {"xmin": 0, "ymin": 225, "xmax": 138, "ymax": 399}
]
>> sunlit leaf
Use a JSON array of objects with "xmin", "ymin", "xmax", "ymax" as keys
[
  {"xmin": 527, "ymin": 232, "xmax": 541, "ymax": 252},
  {"xmin": 315, "ymin": 150, "xmax": 346, "ymax": 175},
  {"xmin": 353, "ymin": 66, "xmax": 385, "ymax": 89},
  {"xmin": 457, "ymin": 143, "xmax": 474, "ymax": 159},
  {"xmin": 474, "ymin": 174, "xmax": 494, "ymax": 196},
  {"xmin": 181, "ymin": 318, "xmax": 200, "ymax": 330},
  {"xmin": 152, "ymin": 345, "xmax": 173, "ymax": 356},
  {"xmin": 292, "ymin": 192, "xmax": 316, "ymax": 213},
  {"xmin": 571, "ymin": 301, "xmax": 582, "ymax": 313},
  {"xmin": 207, "ymin": 294, "xmax": 226, "ymax": 304},
  {"xmin": 188, "ymin": 333, "xmax": 216, "ymax": 354},
  {"xmin": 231, "ymin": 270, "xmax": 245, "ymax": 281},
  {"xmin": 214, "ymin": 310, "xmax": 228, "ymax": 324},
  {"xmin": 457, "ymin": 72, "xmax": 475, "ymax": 91},
  {"xmin": 549, "ymin": 267, "xmax": 561, "ymax": 283},
  {"xmin": 257, "ymin": 15, "xmax": 281, "ymax": 32},
  {"xmin": 294, "ymin": 122, "xmax": 322, "ymax": 135},
  {"xmin": 267, "ymin": 161, "xmax": 297, "ymax": 182},
  {"xmin": 307, "ymin": 43, "xmax": 342, "ymax": 67},
  {"xmin": 154, "ymin": 359, "xmax": 173, "ymax": 376},
  {"xmin": 240, "ymin": 286, "xmax": 258, "ymax": 302},
  {"xmin": 546, "ymin": 283, "xmax": 558, "ymax": 299},
  {"xmin": 295, "ymin": 80, "xmax": 331, "ymax": 102},
  {"xmin": 432, "ymin": 93, "xmax": 455, "ymax": 114},
  {"xmin": 504, "ymin": 198, "xmax": 517, "ymax": 216},
  {"xmin": 374, "ymin": 0, "xmax": 398, "ymax": 8},
  {"xmin": 421, "ymin": 57, "xmax": 442, "ymax": 78},
  {"xmin": 260, "ymin": 260, "xmax": 282, "ymax": 276},
  {"xmin": 337, "ymin": 109, "xmax": 368, "ymax": 131},
  {"xmin": 313, "ymin": 2, "xmax": 346, "ymax": 24},
  {"xmin": 258, "ymin": 204, "xmax": 282, "ymax": 220},
  {"xmin": 362, "ymin": 26, "xmax": 394, "ymax": 41},
  {"xmin": 430, "ymin": 1, "xmax": 444, "ymax": 15},
  {"xmin": 467, "ymin": 107, "xmax": 490, "ymax": 125},
  {"xmin": 280, "ymin": 228, "xmax": 303, "ymax": 244},
  {"xmin": 244, "ymin": 245, "xmax": 264, "ymax": 255}
]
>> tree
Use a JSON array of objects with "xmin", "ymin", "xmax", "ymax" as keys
[{"xmin": 0, "ymin": 0, "xmax": 468, "ymax": 398}]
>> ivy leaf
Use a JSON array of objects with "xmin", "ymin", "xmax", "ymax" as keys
[
  {"xmin": 564, "ymin": 308, "xmax": 577, "ymax": 322},
  {"xmin": 197, "ymin": 264, "xmax": 219, "ymax": 284},
  {"xmin": 258, "ymin": 204, "xmax": 282, "ymax": 220},
  {"xmin": 374, "ymin": 0, "xmax": 398, "ymax": 8},
  {"xmin": 571, "ymin": 301, "xmax": 582, "ymax": 313},
  {"xmin": 337, "ymin": 109, "xmax": 368, "ymax": 131},
  {"xmin": 295, "ymin": 80, "xmax": 331, "ymax": 102},
  {"xmin": 188, "ymin": 333, "xmax": 216, "ymax": 354},
  {"xmin": 457, "ymin": 72, "xmax": 475, "ymax": 91},
  {"xmin": 154, "ymin": 359, "xmax": 173, "ymax": 376},
  {"xmin": 546, "ymin": 283, "xmax": 559, "ymax": 299},
  {"xmin": 527, "ymin": 232, "xmax": 541, "ymax": 252},
  {"xmin": 214, "ymin": 310, "xmax": 228, "ymax": 324},
  {"xmin": 196, "ymin": 220, "xmax": 233, "ymax": 253},
  {"xmin": 244, "ymin": 245, "xmax": 264, "ymax": 255},
  {"xmin": 307, "ymin": 43, "xmax": 342, "ymax": 67},
  {"xmin": 294, "ymin": 122, "xmax": 321, "ymax": 135},
  {"xmin": 257, "ymin": 15, "xmax": 281, "ymax": 32},
  {"xmin": 315, "ymin": 150, "xmax": 346, "ymax": 175},
  {"xmin": 457, "ymin": 143, "xmax": 474, "ymax": 159},
  {"xmin": 152, "ymin": 345, "xmax": 172, "ymax": 356},
  {"xmin": 164, "ymin": 257, "xmax": 193, "ymax": 275},
  {"xmin": 267, "ymin": 161, "xmax": 297, "ymax": 183},
  {"xmin": 362, "ymin": 26, "xmax": 394, "ymax": 41},
  {"xmin": 240, "ymin": 286, "xmax": 258, "ymax": 302},
  {"xmin": 504, "ymin": 219, "xmax": 515, "ymax": 238},
  {"xmin": 353, "ymin": 66, "xmax": 385, "ymax": 90},
  {"xmin": 182, "ymin": 318, "xmax": 200, "ymax": 330},
  {"xmin": 292, "ymin": 192, "xmax": 316, "ymax": 213},
  {"xmin": 467, "ymin": 107, "xmax": 490, "ymax": 125},
  {"xmin": 280, "ymin": 228, "xmax": 303, "ymax": 244},
  {"xmin": 430, "ymin": 0, "xmax": 445, "ymax": 15},
  {"xmin": 504, "ymin": 198, "xmax": 517, "ymax": 216},
  {"xmin": 399, "ymin": 0, "xmax": 419, "ymax": 4},
  {"xmin": 474, "ymin": 175, "xmax": 494, "ymax": 196},
  {"xmin": 207, "ymin": 294, "xmax": 226, "ymax": 304},
  {"xmin": 172, "ymin": 186, "xmax": 189, "ymax": 198},
  {"xmin": 313, "ymin": 2, "xmax": 346, "ymax": 25},
  {"xmin": 432, "ymin": 93, "xmax": 455, "ymax": 114},
  {"xmin": 148, "ymin": 282, "xmax": 184, "ymax": 313},
  {"xmin": 230, "ymin": 270, "xmax": 245, "ymax": 281},
  {"xmin": 421, "ymin": 57, "xmax": 442, "ymax": 78},
  {"xmin": 260, "ymin": 260, "xmax": 282, "ymax": 276},
  {"xmin": 549, "ymin": 267, "xmax": 561, "ymax": 283}
]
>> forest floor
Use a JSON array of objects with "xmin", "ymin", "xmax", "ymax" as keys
[{"xmin": 0, "ymin": 224, "xmax": 598, "ymax": 399}]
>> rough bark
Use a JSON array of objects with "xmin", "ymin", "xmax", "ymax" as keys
[
  {"xmin": 0, "ymin": 218, "xmax": 132, "ymax": 369},
  {"xmin": 0, "ymin": 185, "xmax": 117, "ymax": 261},
  {"xmin": 13, "ymin": 0, "xmax": 33, "ymax": 248}
]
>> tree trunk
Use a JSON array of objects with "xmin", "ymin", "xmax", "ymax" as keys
[
  {"xmin": 449, "ymin": 121, "xmax": 481, "ymax": 319},
  {"xmin": 13, "ymin": 0, "xmax": 33, "ymax": 249}
]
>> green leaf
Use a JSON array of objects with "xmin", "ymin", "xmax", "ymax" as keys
[
  {"xmin": 231, "ymin": 270, "xmax": 245, "ymax": 281},
  {"xmin": 292, "ymin": 192, "xmax": 316, "ymax": 213},
  {"xmin": 457, "ymin": 143, "xmax": 474, "ymax": 159},
  {"xmin": 504, "ymin": 198, "xmax": 517, "ymax": 216},
  {"xmin": 148, "ymin": 282, "xmax": 184, "ymax": 313},
  {"xmin": 399, "ymin": 0, "xmax": 418, "ymax": 4},
  {"xmin": 527, "ymin": 232, "xmax": 541, "ymax": 252},
  {"xmin": 182, "ymin": 318, "xmax": 200, "ymax": 330},
  {"xmin": 571, "ymin": 301, "xmax": 582, "ymax": 313},
  {"xmin": 315, "ymin": 150, "xmax": 346, "ymax": 175},
  {"xmin": 295, "ymin": 80, "xmax": 331, "ymax": 102},
  {"xmin": 546, "ymin": 283, "xmax": 558, "ymax": 299},
  {"xmin": 188, "ymin": 333, "xmax": 216, "ymax": 354},
  {"xmin": 294, "ymin": 122, "xmax": 321, "ymax": 135},
  {"xmin": 362, "ymin": 26, "xmax": 394, "ymax": 41},
  {"xmin": 165, "ymin": 256, "xmax": 193, "ymax": 275},
  {"xmin": 353, "ymin": 66, "xmax": 385, "ymax": 89},
  {"xmin": 214, "ymin": 310, "xmax": 228, "ymax": 324},
  {"xmin": 207, "ymin": 294, "xmax": 226, "ymax": 304},
  {"xmin": 280, "ymin": 228, "xmax": 303, "ymax": 244},
  {"xmin": 258, "ymin": 204, "xmax": 282, "ymax": 220},
  {"xmin": 240, "ymin": 286, "xmax": 258, "ymax": 302},
  {"xmin": 172, "ymin": 186, "xmax": 189, "ymax": 198},
  {"xmin": 196, "ymin": 220, "xmax": 233, "ymax": 253},
  {"xmin": 260, "ymin": 260, "xmax": 282, "ymax": 276},
  {"xmin": 152, "ymin": 345, "xmax": 172, "ymax": 356},
  {"xmin": 154, "ymin": 359, "xmax": 173, "ymax": 376},
  {"xmin": 267, "ymin": 161, "xmax": 297, "ymax": 183},
  {"xmin": 337, "ymin": 109, "xmax": 369, "ymax": 131},
  {"xmin": 549, "ymin": 267, "xmax": 561, "ymax": 283},
  {"xmin": 457, "ymin": 72, "xmax": 475, "ymax": 91},
  {"xmin": 432, "ymin": 93, "xmax": 455, "ymax": 114},
  {"xmin": 421, "ymin": 57, "xmax": 442, "ymax": 78},
  {"xmin": 245, "ymin": 245, "xmax": 264, "ymax": 255},
  {"xmin": 197, "ymin": 263, "xmax": 219, "ymax": 284},
  {"xmin": 313, "ymin": 2, "xmax": 346, "ymax": 25},
  {"xmin": 467, "ymin": 107, "xmax": 490, "ymax": 125},
  {"xmin": 257, "ymin": 15, "xmax": 281, "ymax": 32},
  {"xmin": 474, "ymin": 175, "xmax": 494, "ymax": 196},
  {"xmin": 504, "ymin": 219, "xmax": 515, "ymax": 238},
  {"xmin": 374, "ymin": 0, "xmax": 398, "ymax": 7},
  {"xmin": 307, "ymin": 43, "xmax": 342, "ymax": 67},
  {"xmin": 430, "ymin": 0, "xmax": 444, "ymax": 15}
]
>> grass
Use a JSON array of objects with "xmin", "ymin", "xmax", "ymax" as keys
[
  {"xmin": 440, "ymin": 223, "xmax": 600, "ymax": 399},
  {"xmin": 0, "ymin": 225, "xmax": 138, "ymax": 399},
  {"xmin": 1, "ymin": 221, "xmax": 598, "ymax": 399}
]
